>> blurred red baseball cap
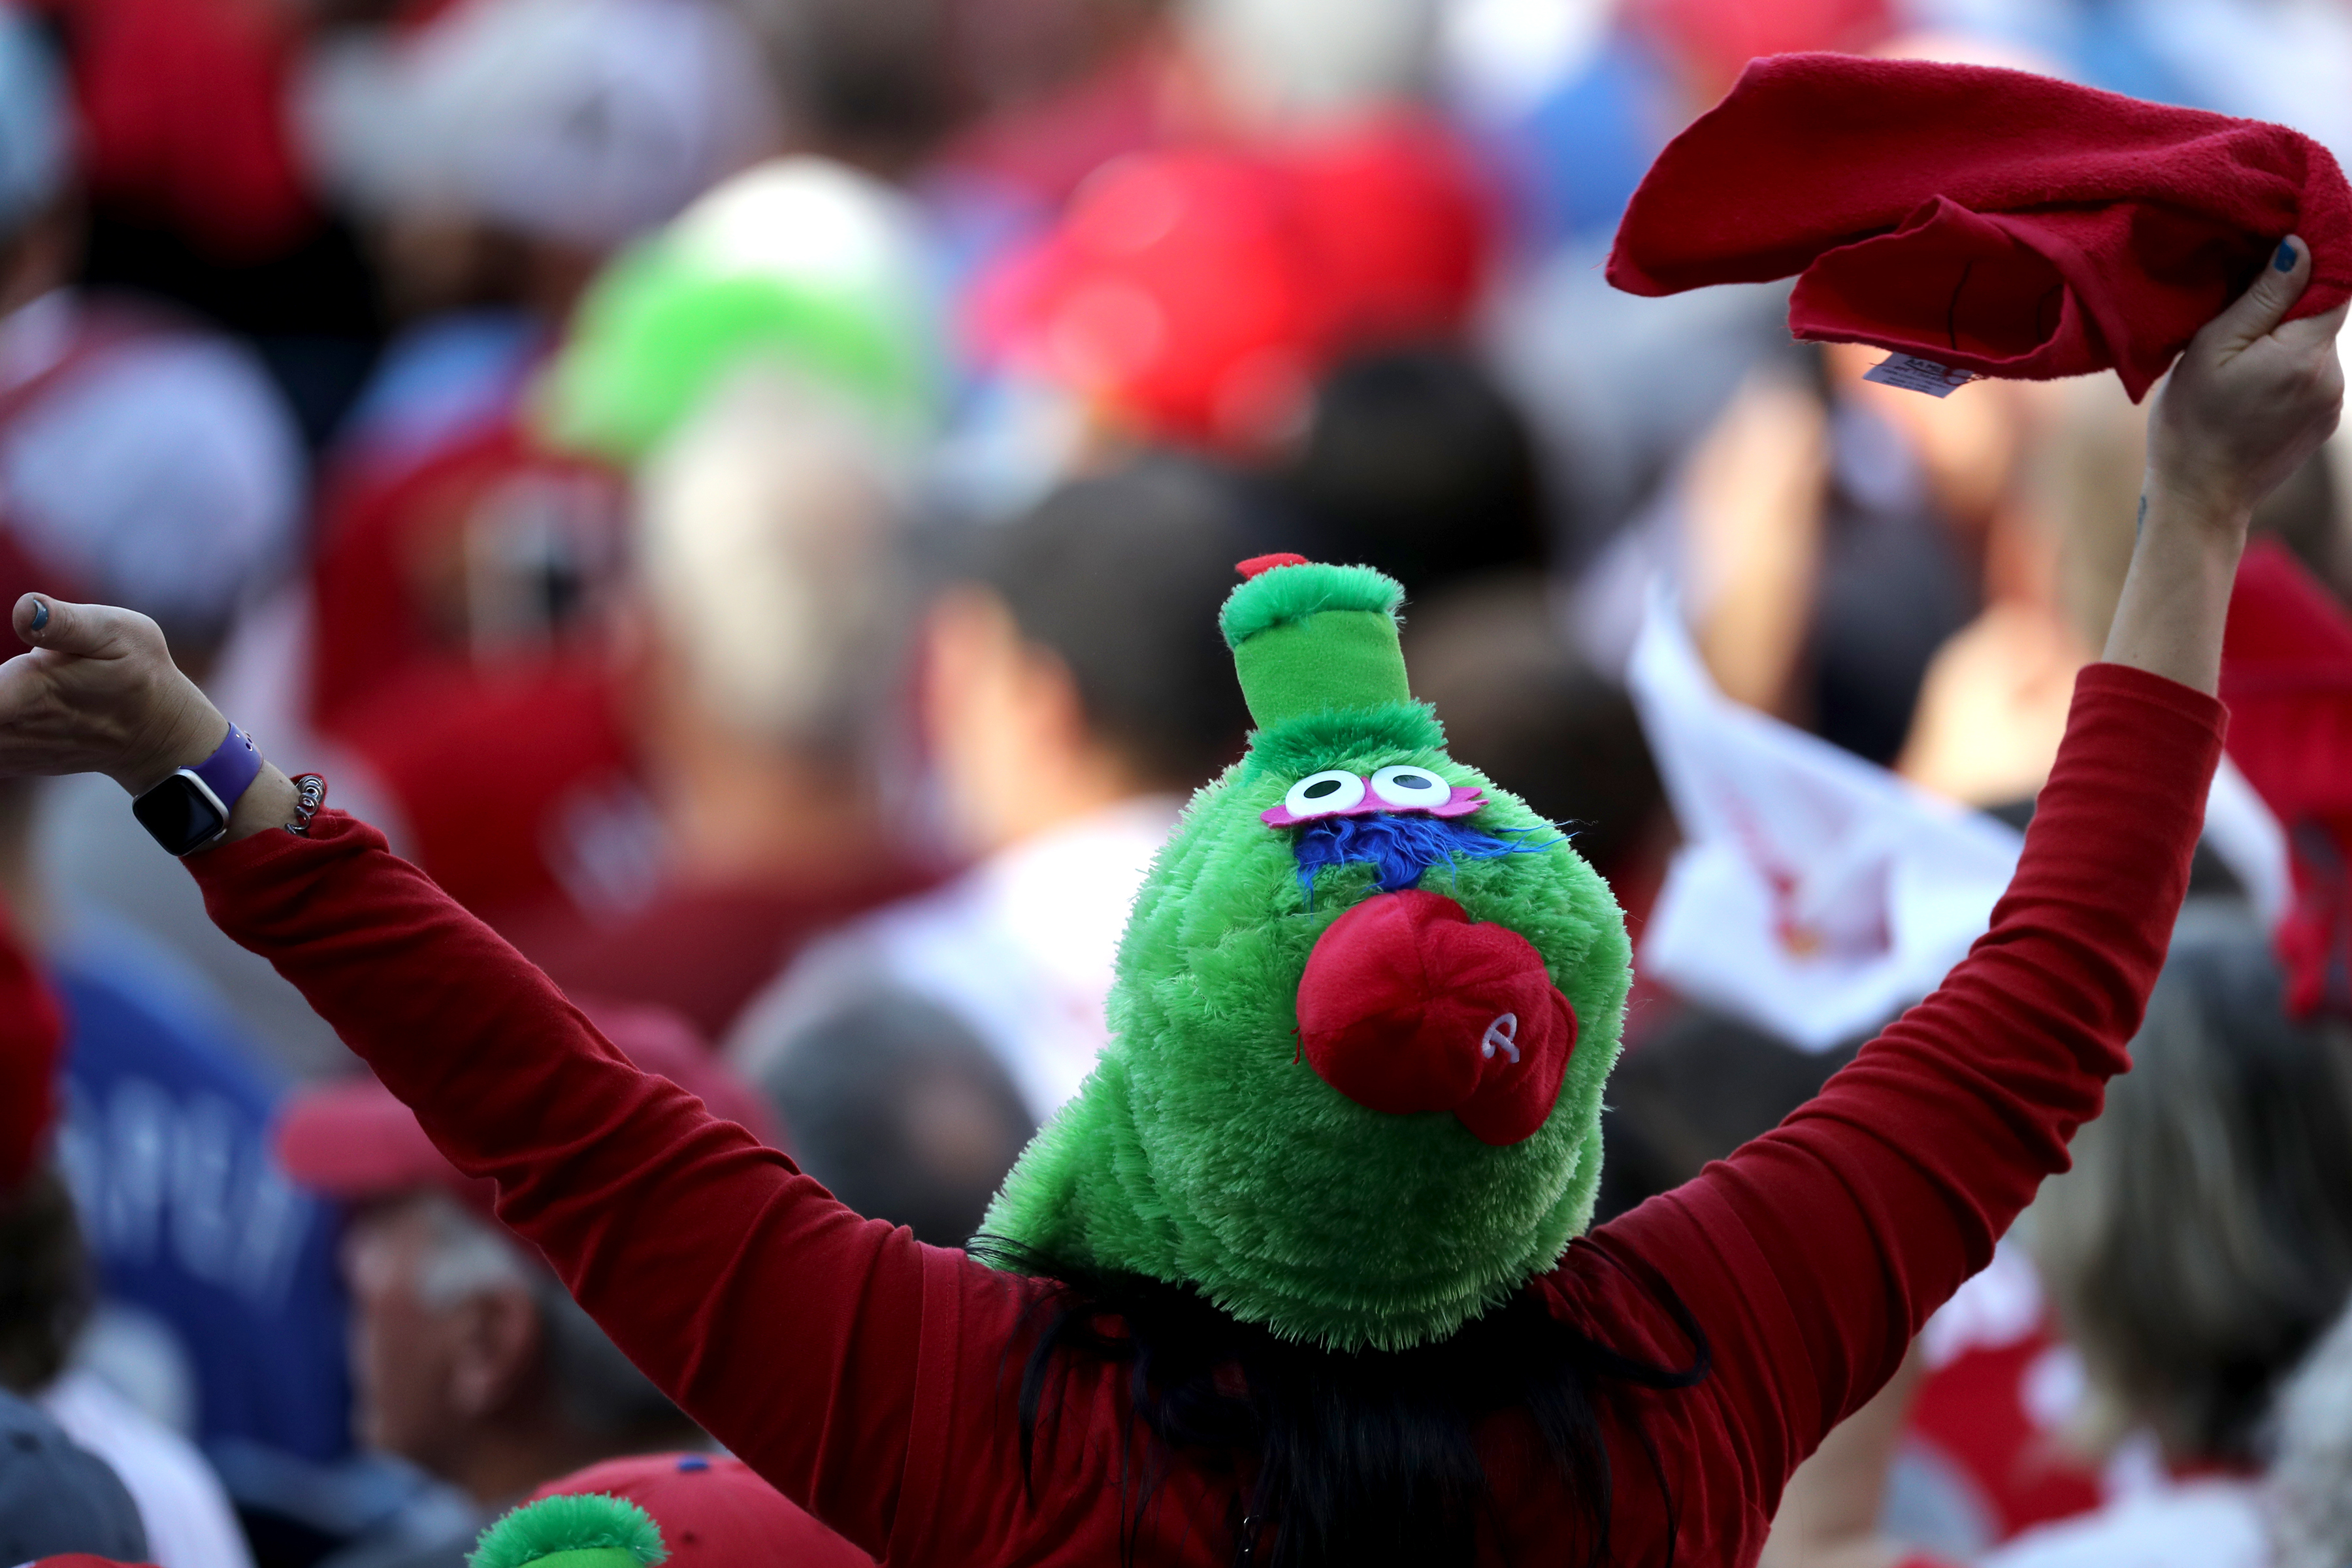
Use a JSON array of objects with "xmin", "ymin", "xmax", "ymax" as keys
[
  {"xmin": 968, "ymin": 113, "xmax": 1492, "ymax": 455},
  {"xmin": 1628, "ymin": 0, "xmax": 1895, "ymax": 90},
  {"xmin": 525, "ymin": 1452, "xmax": 874, "ymax": 1566},
  {"xmin": 274, "ymin": 999, "xmax": 777, "ymax": 1212}
]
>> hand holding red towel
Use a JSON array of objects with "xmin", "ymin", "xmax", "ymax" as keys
[{"xmin": 1608, "ymin": 52, "xmax": 2352, "ymax": 398}]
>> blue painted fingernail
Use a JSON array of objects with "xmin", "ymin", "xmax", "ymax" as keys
[
  {"xmin": 2277, "ymin": 240, "xmax": 2298, "ymax": 272},
  {"xmin": 29, "ymin": 600, "xmax": 48, "ymax": 632}
]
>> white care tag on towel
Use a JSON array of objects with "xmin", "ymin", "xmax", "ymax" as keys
[{"xmin": 1862, "ymin": 353, "xmax": 1982, "ymax": 397}]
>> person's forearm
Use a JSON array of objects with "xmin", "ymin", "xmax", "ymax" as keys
[
  {"xmin": 223, "ymin": 763, "xmax": 300, "ymax": 844},
  {"xmin": 2098, "ymin": 490, "xmax": 2247, "ymax": 696}
]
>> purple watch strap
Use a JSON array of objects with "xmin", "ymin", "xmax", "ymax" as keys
[{"xmin": 188, "ymin": 723, "xmax": 262, "ymax": 814}]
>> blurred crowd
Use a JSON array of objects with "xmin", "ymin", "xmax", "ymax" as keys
[{"xmin": 5, "ymin": 0, "xmax": 2352, "ymax": 1563}]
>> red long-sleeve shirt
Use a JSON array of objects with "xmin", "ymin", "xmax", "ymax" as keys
[{"xmin": 191, "ymin": 664, "xmax": 2221, "ymax": 1566}]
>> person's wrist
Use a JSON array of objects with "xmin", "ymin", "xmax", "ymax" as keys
[
  {"xmin": 112, "ymin": 685, "xmax": 229, "ymax": 796},
  {"xmin": 214, "ymin": 764, "xmax": 301, "ymax": 848},
  {"xmin": 2142, "ymin": 466, "xmax": 2255, "ymax": 544}
]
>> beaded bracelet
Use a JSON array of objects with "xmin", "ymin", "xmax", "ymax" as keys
[{"xmin": 286, "ymin": 774, "xmax": 327, "ymax": 836}]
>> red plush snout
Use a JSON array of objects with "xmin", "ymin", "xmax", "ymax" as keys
[{"xmin": 1294, "ymin": 890, "xmax": 1576, "ymax": 1146}]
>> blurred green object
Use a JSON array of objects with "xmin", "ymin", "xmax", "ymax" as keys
[
  {"xmin": 470, "ymin": 1491, "xmax": 668, "ymax": 1568},
  {"xmin": 536, "ymin": 156, "xmax": 938, "ymax": 463}
]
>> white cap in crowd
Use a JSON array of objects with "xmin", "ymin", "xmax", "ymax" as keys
[
  {"xmin": 303, "ymin": 0, "xmax": 779, "ymax": 252},
  {"xmin": 0, "ymin": 317, "xmax": 306, "ymax": 640}
]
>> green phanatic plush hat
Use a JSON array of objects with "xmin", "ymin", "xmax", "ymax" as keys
[
  {"xmin": 982, "ymin": 557, "xmax": 1631, "ymax": 1351},
  {"xmin": 470, "ymin": 1494, "xmax": 668, "ymax": 1568}
]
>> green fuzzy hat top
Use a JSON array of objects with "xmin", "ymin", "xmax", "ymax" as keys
[
  {"xmin": 981, "ymin": 558, "xmax": 1631, "ymax": 1350},
  {"xmin": 470, "ymin": 1494, "xmax": 667, "ymax": 1568}
]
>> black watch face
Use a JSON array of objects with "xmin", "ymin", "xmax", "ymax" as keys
[{"xmin": 133, "ymin": 773, "xmax": 230, "ymax": 856}]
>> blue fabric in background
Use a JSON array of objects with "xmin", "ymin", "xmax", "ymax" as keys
[
  {"xmin": 48, "ymin": 909, "xmax": 351, "ymax": 1465},
  {"xmin": 1484, "ymin": 31, "xmax": 1678, "ymax": 253}
]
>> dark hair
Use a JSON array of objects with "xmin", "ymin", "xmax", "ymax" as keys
[
  {"xmin": 973, "ymin": 1239, "xmax": 1708, "ymax": 1568},
  {"xmin": 2035, "ymin": 907, "xmax": 2352, "ymax": 1463},
  {"xmin": 0, "ymin": 1164, "xmax": 95, "ymax": 1395},
  {"xmin": 1593, "ymin": 1004, "xmax": 1861, "ymax": 1225},
  {"xmin": 983, "ymin": 455, "xmax": 1261, "ymax": 792},
  {"xmin": 1278, "ymin": 347, "xmax": 1550, "ymax": 598},
  {"xmin": 1402, "ymin": 575, "xmax": 1665, "ymax": 886},
  {"xmin": 755, "ymin": 988, "xmax": 1036, "ymax": 1247}
]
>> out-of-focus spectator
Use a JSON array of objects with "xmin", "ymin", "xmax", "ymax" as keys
[
  {"xmin": 0, "ymin": 540, "xmax": 353, "ymax": 1527},
  {"xmin": 1981, "ymin": 909, "xmax": 2352, "ymax": 1568},
  {"xmin": 19, "ymin": 0, "xmax": 385, "ymax": 446},
  {"xmin": 753, "ymin": 988, "xmax": 1033, "ymax": 1246},
  {"xmin": 301, "ymin": 0, "xmax": 777, "ymax": 733},
  {"xmin": 0, "ymin": 1386, "xmax": 147, "ymax": 1563},
  {"xmin": 1277, "ymin": 346, "xmax": 1548, "ymax": 598},
  {"xmin": 521, "ymin": 1450, "xmax": 874, "ymax": 1566},
  {"xmin": 2217, "ymin": 540, "xmax": 2352, "ymax": 1021},
  {"xmin": 2270, "ymin": 1289, "xmax": 2352, "ymax": 1568},
  {"xmin": 0, "ymin": 1169, "xmax": 253, "ymax": 1568},
  {"xmin": 1179, "ymin": 0, "xmax": 1436, "ymax": 130},
  {"xmin": 538, "ymin": 157, "xmax": 939, "ymax": 470},
  {"xmin": 1625, "ymin": 0, "xmax": 1893, "ymax": 102},
  {"xmin": 37, "ymin": 884, "xmax": 357, "ymax": 1521},
  {"xmin": 1401, "ymin": 573, "xmax": 1666, "ymax": 915},
  {"xmin": 319, "ymin": 153, "xmax": 940, "ymax": 957},
  {"xmin": 278, "ymin": 1005, "xmax": 749, "ymax": 1568},
  {"xmin": 0, "ymin": 5, "xmax": 355, "ymax": 1081},
  {"xmin": 729, "ymin": 453, "xmax": 1258, "ymax": 1122},
  {"xmin": 453, "ymin": 369, "xmax": 936, "ymax": 1034},
  {"xmin": 0, "ymin": 6, "xmax": 306, "ymax": 670},
  {"xmin": 1589, "ymin": 1004, "xmax": 1858, "ymax": 1224},
  {"xmin": 513, "ymin": 368, "xmax": 928, "ymax": 1030},
  {"xmin": 0, "ymin": 900, "xmax": 61, "ymax": 1197},
  {"xmin": 1625, "ymin": 595, "xmax": 2025, "ymax": 1053},
  {"xmin": 965, "ymin": 112, "xmax": 1492, "ymax": 468},
  {"xmin": 734, "ymin": 0, "xmax": 958, "ymax": 180}
]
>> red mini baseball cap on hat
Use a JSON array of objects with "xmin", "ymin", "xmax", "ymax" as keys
[
  {"xmin": 275, "ymin": 999, "xmax": 776, "ymax": 1211},
  {"xmin": 525, "ymin": 1452, "xmax": 874, "ymax": 1566},
  {"xmin": 1608, "ymin": 52, "xmax": 2352, "ymax": 399}
]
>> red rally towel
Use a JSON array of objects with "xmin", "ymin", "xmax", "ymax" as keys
[{"xmin": 1607, "ymin": 52, "xmax": 2352, "ymax": 399}]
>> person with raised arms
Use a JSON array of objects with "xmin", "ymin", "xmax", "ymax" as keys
[{"xmin": 0, "ymin": 241, "xmax": 2337, "ymax": 1567}]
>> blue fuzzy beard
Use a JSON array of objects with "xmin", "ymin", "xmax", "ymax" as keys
[{"xmin": 1290, "ymin": 813, "xmax": 1559, "ymax": 902}]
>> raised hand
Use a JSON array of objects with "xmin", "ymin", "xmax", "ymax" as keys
[
  {"xmin": 2149, "ymin": 235, "xmax": 2348, "ymax": 526},
  {"xmin": 0, "ymin": 594, "xmax": 228, "ymax": 791},
  {"xmin": 2108, "ymin": 235, "xmax": 2349, "ymax": 694}
]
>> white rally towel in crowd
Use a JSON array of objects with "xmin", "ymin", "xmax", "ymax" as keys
[
  {"xmin": 1626, "ymin": 591, "xmax": 2025, "ymax": 1051},
  {"xmin": 1625, "ymin": 592, "xmax": 2297, "ymax": 1050}
]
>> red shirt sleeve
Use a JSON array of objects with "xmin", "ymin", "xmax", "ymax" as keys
[
  {"xmin": 185, "ymin": 815, "xmax": 1009, "ymax": 1558},
  {"xmin": 1561, "ymin": 662, "xmax": 2225, "ymax": 1521}
]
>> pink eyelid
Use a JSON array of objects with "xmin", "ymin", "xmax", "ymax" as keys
[{"xmin": 1260, "ymin": 782, "xmax": 1486, "ymax": 828}]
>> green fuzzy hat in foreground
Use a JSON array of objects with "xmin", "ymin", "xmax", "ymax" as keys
[
  {"xmin": 981, "ymin": 559, "xmax": 1631, "ymax": 1350},
  {"xmin": 470, "ymin": 1494, "xmax": 668, "ymax": 1568}
]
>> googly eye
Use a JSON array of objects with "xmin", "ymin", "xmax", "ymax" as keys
[
  {"xmin": 1370, "ymin": 765, "xmax": 1452, "ymax": 810},
  {"xmin": 1284, "ymin": 770, "xmax": 1367, "ymax": 819}
]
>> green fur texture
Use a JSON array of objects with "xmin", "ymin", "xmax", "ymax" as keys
[
  {"xmin": 470, "ymin": 1495, "xmax": 668, "ymax": 1568},
  {"xmin": 1222, "ymin": 563, "xmax": 1414, "ymax": 727},
  {"xmin": 1218, "ymin": 562, "xmax": 1403, "ymax": 648},
  {"xmin": 981, "ymin": 697, "xmax": 1632, "ymax": 1350}
]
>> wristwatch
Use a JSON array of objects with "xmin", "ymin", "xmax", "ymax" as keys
[{"xmin": 131, "ymin": 723, "xmax": 263, "ymax": 856}]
